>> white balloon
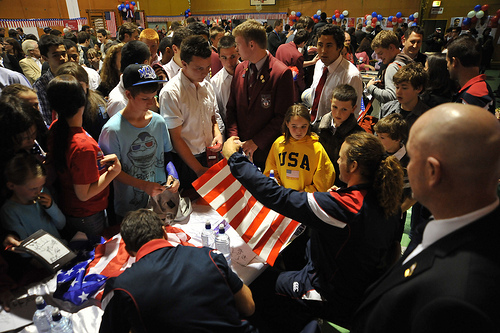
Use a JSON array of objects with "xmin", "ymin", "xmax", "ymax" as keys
[
  {"xmin": 122, "ymin": 8, "xmax": 127, "ymax": 12},
  {"xmin": 317, "ymin": 10, "xmax": 322, "ymax": 16},
  {"xmin": 343, "ymin": 10, "xmax": 349, "ymax": 16},
  {"xmin": 376, "ymin": 21, "xmax": 381, "ymax": 25},
  {"xmin": 291, "ymin": 11, "xmax": 296, "ymax": 16},
  {"xmin": 414, "ymin": 12, "xmax": 419, "ymax": 18},
  {"xmin": 468, "ymin": 10, "xmax": 476, "ymax": 18},
  {"xmin": 476, "ymin": 10, "xmax": 485, "ymax": 18},
  {"xmin": 367, "ymin": 15, "xmax": 372, "ymax": 21},
  {"xmin": 336, "ymin": 18, "xmax": 341, "ymax": 22}
]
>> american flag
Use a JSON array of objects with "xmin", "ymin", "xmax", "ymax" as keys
[
  {"xmin": 193, "ymin": 159, "xmax": 300, "ymax": 266},
  {"xmin": 105, "ymin": 12, "xmax": 117, "ymax": 38}
]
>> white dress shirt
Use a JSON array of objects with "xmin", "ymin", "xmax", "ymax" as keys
[
  {"xmin": 210, "ymin": 67, "xmax": 233, "ymax": 132},
  {"xmin": 160, "ymin": 70, "xmax": 221, "ymax": 155},
  {"xmin": 311, "ymin": 55, "xmax": 363, "ymax": 121}
]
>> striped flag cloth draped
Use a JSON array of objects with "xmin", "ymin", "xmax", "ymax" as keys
[{"xmin": 193, "ymin": 159, "xmax": 300, "ymax": 266}]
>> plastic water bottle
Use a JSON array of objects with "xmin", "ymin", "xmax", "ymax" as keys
[
  {"xmin": 32, "ymin": 296, "xmax": 51, "ymax": 333},
  {"xmin": 269, "ymin": 170, "xmax": 279, "ymax": 184},
  {"xmin": 51, "ymin": 307, "xmax": 73, "ymax": 333},
  {"xmin": 201, "ymin": 221, "xmax": 214, "ymax": 248},
  {"xmin": 215, "ymin": 224, "xmax": 231, "ymax": 266}
]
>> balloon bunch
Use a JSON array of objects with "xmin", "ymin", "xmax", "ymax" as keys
[
  {"xmin": 464, "ymin": 4, "xmax": 490, "ymax": 26},
  {"xmin": 332, "ymin": 9, "xmax": 349, "ymax": 23},
  {"xmin": 312, "ymin": 9, "xmax": 322, "ymax": 24},
  {"xmin": 288, "ymin": 11, "xmax": 302, "ymax": 25},
  {"xmin": 364, "ymin": 12, "xmax": 384, "ymax": 28},
  {"xmin": 387, "ymin": 12, "xmax": 404, "ymax": 26},
  {"xmin": 117, "ymin": 1, "xmax": 136, "ymax": 18},
  {"xmin": 184, "ymin": 8, "xmax": 192, "ymax": 18},
  {"xmin": 407, "ymin": 12, "xmax": 419, "ymax": 26}
]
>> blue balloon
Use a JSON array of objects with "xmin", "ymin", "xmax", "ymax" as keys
[
  {"xmin": 296, "ymin": 12, "xmax": 302, "ymax": 17},
  {"xmin": 125, "ymin": 4, "xmax": 130, "ymax": 9},
  {"xmin": 185, "ymin": 9, "xmax": 188, "ymax": 14},
  {"xmin": 185, "ymin": 13, "xmax": 189, "ymax": 18},
  {"xmin": 206, "ymin": 19, "xmax": 210, "ymax": 25},
  {"xmin": 463, "ymin": 17, "xmax": 470, "ymax": 25},
  {"xmin": 396, "ymin": 12, "xmax": 402, "ymax": 18},
  {"xmin": 118, "ymin": 4, "xmax": 123, "ymax": 10},
  {"xmin": 187, "ymin": 8, "xmax": 191, "ymax": 12},
  {"xmin": 372, "ymin": 11, "xmax": 377, "ymax": 17},
  {"xmin": 388, "ymin": 16, "xmax": 393, "ymax": 21},
  {"xmin": 474, "ymin": 4, "xmax": 481, "ymax": 11},
  {"xmin": 131, "ymin": 1, "xmax": 135, "ymax": 5},
  {"xmin": 313, "ymin": 14, "xmax": 319, "ymax": 19},
  {"xmin": 409, "ymin": 14, "xmax": 414, "ymax": 20},
  {"xmin": 340, "ymin": 14, "xmax": 344, "ymax": 19},
  {"xmin": 377, "ymin": 14, "xmax": 383, "ymax": 21}
]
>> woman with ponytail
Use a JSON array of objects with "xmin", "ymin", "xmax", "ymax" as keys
[
  {"xmin": 221, "ymin": 132, "xmax": 404, "ymax": 331},
  {"xmin": 47, "ymin": 75, "xmax": 121, "ymax": 239}
]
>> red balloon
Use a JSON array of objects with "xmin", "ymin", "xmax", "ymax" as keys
[
  {"xmin": 492, "ymin": 16, "xmax": 499, "ymax": 23},
  {"xmin": 482, "ymin": 4, "xmax": 489, "ymax": 11},
  {"xmin": 371, "ymin": 22, "xmax": 376, "ymax": 27},
  {"xmin": 471, "ymin": 16, "xmax": 478, "ymax": 24},
  {"xmin": 496, "ymin": 9, "xmax": 500, "ymax": 16},
  {"xmin": 413, "ymin": 18, "xmax": 418, "ymax": 23},
  {"xmin": 392, "ymin": 17, "xmax": 397, "ymax": 22},
  {"xmin": 130, "ymin": 4, "xmax": 134, "ymax": 10},
  {"xmin": 335, "ymin": 9, "xmax": 340, "ymax": 14},
  {"xmin": 398, "ymin": 17, "xmax": 404, "ymax": 24},
  {"xmin": 335, "ymin": 13, "xmax": 340, "ymax": 18},
  {"xmin": 290, "ymin": 21, "xmax": 294, "ymax": 25},
  {"xmin": 364, "ymin": 14, "xmax": 368, "ymax": 20},
  {"xmin": 188, "ymin": 12, "xmax": 192, "ymax": 16},
  {"xmin": 289, "ymin": 15, "xmax": 293, "ymax": 20},
  {"xmin": 372, "ymin": 17, "xmax": 378, "ymax": 23}
]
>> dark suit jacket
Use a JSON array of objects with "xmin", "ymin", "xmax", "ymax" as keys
[
  {"xmin": 276, "ymin": 41, "xmax": 305, "ymax": 103},
  {"xmin": 352, "ymin": 205, "xmax": 500, "ymax": 333},
  {"xmin": 226, "ymin": 54, "xmax": 294, "ymax": 168},
  {"xmin": 267, "ymin": 30, "xmax": 285, "ymax": 57}
]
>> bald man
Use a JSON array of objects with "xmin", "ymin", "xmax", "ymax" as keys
[{"xmin": 352, "ymin": 103, "xmax": 500, "ymax": 333}]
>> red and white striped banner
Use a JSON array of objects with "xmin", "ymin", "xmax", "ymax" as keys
[
  {"xmin": 146, "ymin": 12, "xmax": 287, "ymax": 23},
  {"xmin": 193, "ymin": 159, "xmax": 299, "ymax": 266},
  {"xmin": 0, "ymin": 17, "xmax": 88, "ymax": 29}
]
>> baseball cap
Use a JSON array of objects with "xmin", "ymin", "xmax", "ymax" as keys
[
  {"xmin": 122, "ymin": 64, "xmax": 167, "ymax": 89},
  {"xmin": 43, "ymin": 27, "xmax": 52, "ymax": 33}
]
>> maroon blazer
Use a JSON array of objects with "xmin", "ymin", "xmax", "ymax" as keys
[
  {"xmin": 276, "ymin": 41, "xmax": 305, "ymax": 103},
  {"xmin": 226, "ymin": 54, "xmax": 294, "ymax": 168}
]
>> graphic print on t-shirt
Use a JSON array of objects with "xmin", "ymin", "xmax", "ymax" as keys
[{"xmin": 124, "ymin": 132, "xmax": 163, "ymax": 205}]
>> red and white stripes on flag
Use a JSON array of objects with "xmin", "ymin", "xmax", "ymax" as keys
[
  {"xmin": 105, "ymin": 11, "xmax": 117, "ymax": 38},
  {"xmin": 193, "ymin": 159, "xmax": 300, "ymax": 266}
]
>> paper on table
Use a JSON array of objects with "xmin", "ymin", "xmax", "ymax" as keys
[{"xmin": 0, "ymin": 295, "xmax": 37, "ymax": 332}]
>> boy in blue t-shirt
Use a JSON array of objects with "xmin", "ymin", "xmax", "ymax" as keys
[{"xmin": 99, "ymin": 64, "xmax": 179, "ymax": 220}]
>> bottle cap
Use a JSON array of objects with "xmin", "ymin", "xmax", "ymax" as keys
[
  {"xmin": 205, "ymin": 221, "xmax": 211, "ymax": 229},
  {"xmin": 219, "ymin": 224, "xmax": 225, "ymax": 233},
  {"xmin": 51, "ymin": 307, "xmax": 62, "ymax": 321},
  {"xmin": 35, "ymin": 296, "xmax": 45, "ymax": 309}
]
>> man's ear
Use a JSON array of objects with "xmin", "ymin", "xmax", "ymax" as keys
[
  {"xmin": 426, "ymin": 156, "xmax": 442, "ymax": 188},
  {"xmin": 349, "ymin": 160, "xmax": 358, "ymax": 173},
  {"xmin": 124, "ymin": 89, "xmax": 133, "ymax": 100},
  {"xmin": 6, "ymin": 182, "xmax": 15, "ymax": 191}
]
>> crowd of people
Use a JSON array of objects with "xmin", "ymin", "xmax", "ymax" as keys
[{"xmin": 0, "ymin": 13, "xmax": 499, "ymax": 332}]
